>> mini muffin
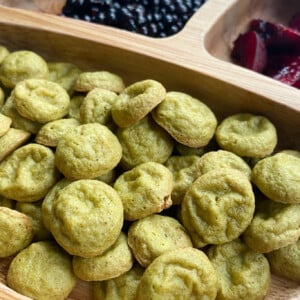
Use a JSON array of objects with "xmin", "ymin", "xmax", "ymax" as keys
[
  {"xmin": 116, "ymin": 115, "xmax": 174, "ymax": 170},
  {"xmin": 251, "ymin": 152, "xmax": 300, "ymax": 204},
  {"xmin": 0, "ymin": 195, "xmax": 15, "ymax": 208},
  {"xmin": 80, "ymin": 87, "xmax": 118, "ymax": 130},
  {"xmin": 0, "ymin": 45, "xmax": 9, "ymax": 64},
  {"xmin": 279, "ymin": 149, "xmax": 300, "ymax": 158},
  {"xmin": 243, "ymin": 196, "xmax": 300, "ymax": 253},
  {"xmin": 0, "ymin": 143, "xmax": 59, "ymax": 202},
  {"xmin": 215, "ymin": 113, "xmax": 277, "ymax": 158},
  {"xmin": 114, "ymin": 162, "xmax": 173, "ymax": 221},
  {"xmin": 198, "ymin": 150, "xmax": 251, "ymax": 179},
  {"xmin": 0, "ymin": 86, "xmax": 5, "ymax": 109},
  {"xmin": 0, "ymin": 113, "xmax": 11, "ymax": 137},
  {"xmin": 1, "ymin": 95, "xmax": 42, "ymax": 134},
  {"xmin": 128, "ymin": 214, "xmax": 193, "ymax": 267},
  {"xmin": 181, "ymin": 168, "xmax": 255, "ymax": 248},
  {"xmin": 136, "ymin": 247, "xmax": 218, "ymax": 300},
  {"xmin": 93, "ymin": 263, "xmax": 144, "ymax": 300},
  {"xmin": 0, "ymin": 50, "xmax": 49, "ymax": 88},
  {"xmin": 35, "ymin": 118, "xmax": 80, "ymax": 147},
  {"xmin": 73, "ymin": 232, "xmax": 133, "ymax": 281},
  {"xmin": 0, "ymin": 207, "xmax": 34, "ymax": 257},
  {"xmin": 175, "ymin": 142, "xmax": 207, "ymax": 156},
  {"xmin": 47, "ymin": 61, "xmax": 81, "ymax": 93},
  {"xmin": 207, "ymin": 239, "xmax": 270, "ymax": 300},
  {"xmin": 151, "ymin": 91, "xmax": 217, "ymax": 148},
  {"xmin": 16, "ymin": 201, "xmax": 52, "ymax": 241},
  {"xmin": 266, "ymin": 239, "xmax": 300, "ymax": 282},
  {"xmin": 94, "ymin": 168, "xmax": 117, "ymax": 185},
  {"xmin": 0, "ymin": 127, "xmax": 31, "ymax": 162},
  {"xmin": 12, "ymin": 79, "xmax": 70, "ymax": 123},
  {"xmin": 41, "ymin": 178, "xmax": 72, "ymax": 231},
  {"xmin": 112, "ymin": 79, "xmax": 166, "ymax": 128},
  {"xmin": 165, "ymin": 155, "xmax": 203, "ymax": 205},
  {"xmin": 7, "ymin": 241, "xmax": 77, "ymax": 300},
  {"xmin": 47, "ymin": 179, "xmax": 123, "ymax": 257},
  {"xmin": 74, "ymin": 71, "xmax": 125, "ymax": 93},
  {"xmin": 55, "ymin": 123, "xmax": 122, "ymax": 179},
  {"xmin": 68, "ymin": 94, "xmax": 85, "ymax": 121}
]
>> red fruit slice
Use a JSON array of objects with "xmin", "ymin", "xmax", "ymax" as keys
[
  {"xmin": 264, "ymin": 54, "xmax": 300, "ymax": 88},
  {"xmin": 250, "ymin": 19, "xmax": 300, "ymax": 50},
  {"xmin": 231, "ymin": 30, "xmax": 267, "ymax": 73},
  {"xmin": 289, "ymin": 12, "xmax": 300, "ymax": 32},
  {"xmin": 249, "ymin": 19, "xmax": 268, "ymax": 38}
]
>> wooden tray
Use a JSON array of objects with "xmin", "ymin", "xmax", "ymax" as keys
[{"xmin": 0, "ymin": 0, "xmax": 299, "ymax": 299}]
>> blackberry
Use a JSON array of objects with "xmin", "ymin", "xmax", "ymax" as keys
[{"xmin": 62, "ymin": 0, "xmax": 207, "ymax": 38}]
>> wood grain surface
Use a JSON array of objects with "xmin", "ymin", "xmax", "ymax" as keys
[
  {"xmin": 0, "ymin": 0, "xmax": 66, "ymax": 13},
  {"xmin": 0, "ymin": 0, "xmax": 299, "ymax": 299}
]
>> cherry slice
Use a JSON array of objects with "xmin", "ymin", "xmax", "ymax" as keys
[
  {"xmin": 264, "ymin": 54, "xmax": 300, "ymax": 88},
  {"xmin": 231, "ymin": 30, "xmax": 267, "ymax": 73},
  {"xmin": 250, "ymin": 19, "xmax": 300, "ymax": 51}
]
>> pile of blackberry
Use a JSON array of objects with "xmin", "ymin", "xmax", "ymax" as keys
[{"xmin": 62, "ymin": 0, "xmax": 207, "ymax": 38}]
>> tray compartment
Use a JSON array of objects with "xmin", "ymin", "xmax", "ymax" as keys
[{"xmin": 0, "ymin": 3, "xmax": 299, "ymax": 299}]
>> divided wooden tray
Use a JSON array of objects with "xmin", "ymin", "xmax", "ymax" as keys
[{"xmin": 0, "ymin": 0, "xmax": 299, "ymax": 299}]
